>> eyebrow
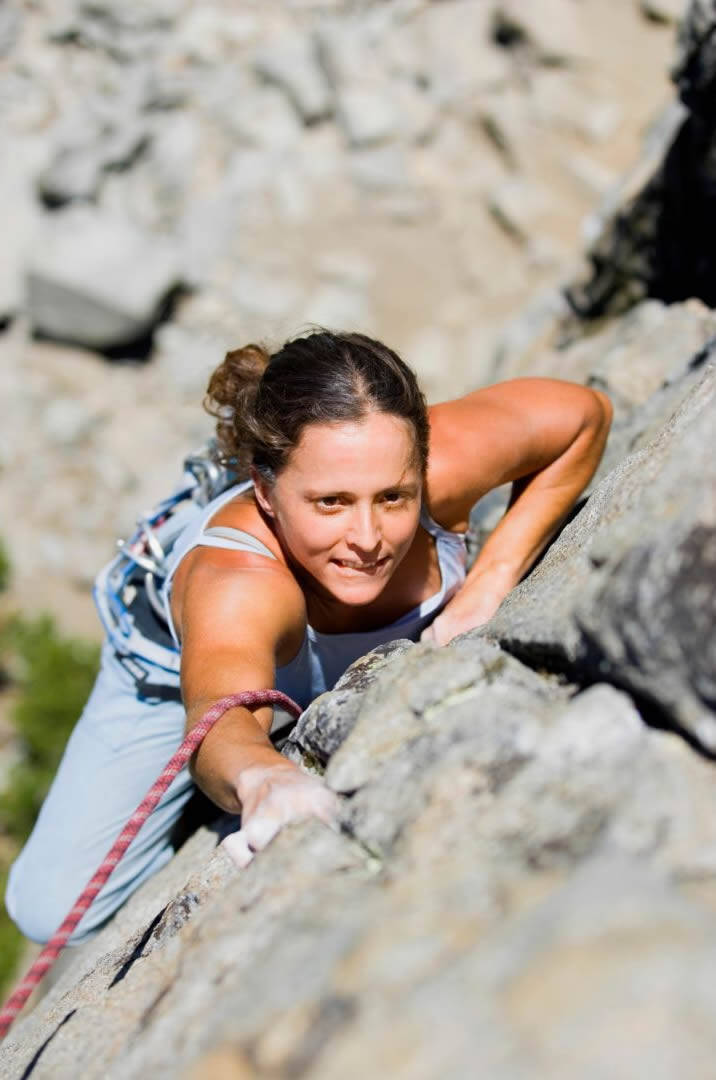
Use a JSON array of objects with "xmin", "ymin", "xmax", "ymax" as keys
[{"xmin": 304, "ymin": 482, "xmax": 421, "ymax": 498}]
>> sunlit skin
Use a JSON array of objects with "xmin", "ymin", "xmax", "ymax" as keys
[
  {"xmin": 171, "ymin": 377, "xmax": 613, "ymax": 864},
  {"xmin": 251, "ymin": 414, "xmax": 424, "ymax": 621}
]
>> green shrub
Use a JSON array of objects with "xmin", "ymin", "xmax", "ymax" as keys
[
  {"xmin": 0, "ymin": 539, "xmax": 9, "ymax": 594},
  {"xmin": 0, "ymin": 615, "xmax": 99, "ymax": 842},
  {"xmin": 0, "ymin": 608, "xmax": 99, "ymax": 996},
  {"xmin": 0, "ymin": 867, "xmax": 26, "ymax": 998},
  {"xmin": 0, "ymin": 615, "xmax": 99, "ymax": 840}
]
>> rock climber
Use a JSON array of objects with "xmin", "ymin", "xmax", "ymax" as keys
[{"xmin": 5, "ymin": 329, "xmax": 611, "ymax": 944}]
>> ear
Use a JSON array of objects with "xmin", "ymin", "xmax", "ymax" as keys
[{"xmin": 250, "ymin": 466, "xmax": 275, "ymax": 517}]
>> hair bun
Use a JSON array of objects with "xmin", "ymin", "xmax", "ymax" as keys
[{"xmin": 203, "ymin": 343, "xmax": 271, "ymax": 471}]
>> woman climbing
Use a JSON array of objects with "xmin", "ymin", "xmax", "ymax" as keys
[{"xmin": 5, "ymin": 329, "xmax": 612, "ymax": 944}]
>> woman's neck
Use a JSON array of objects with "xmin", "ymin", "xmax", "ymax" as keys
[{"xmin": 296, "ymin": 526, "xmax": 442, "ymax": 635}]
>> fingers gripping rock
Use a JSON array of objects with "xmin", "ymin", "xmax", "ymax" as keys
[
  {"xmin": 221, "ymin": 765, "xmax": 340, "ymax": 868},
  {"xmin": 222, "ymin": 830, "xmax": 254, "ymax": 869}
]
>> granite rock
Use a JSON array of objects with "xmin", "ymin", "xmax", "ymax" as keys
[{"xmin": 26, "ymin": 207, "xmax": 182, "ymax": 351}]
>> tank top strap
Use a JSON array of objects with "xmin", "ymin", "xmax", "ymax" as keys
[
  {"xmin": 203, "ymin": 526, "xmax": 278, "ymax": 560},
  {"xmin": 419, "ymin": 502, "xmax": 467, "ymax": 545}
]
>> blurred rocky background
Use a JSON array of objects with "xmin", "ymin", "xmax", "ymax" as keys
[
  {"xmin": 5, "ymin": 0, "xmax": 716, "ymax": 1076},
  {"xmin": 0, "ymin": 0, "xmax": 683, "ymax": 637}
]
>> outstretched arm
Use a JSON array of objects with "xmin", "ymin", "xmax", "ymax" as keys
[
  {"xmin": 423, "ymin": 378, "xmax": 612, "ymax": 644},
  {"xmin": 174, "ymin": 548, "xmax": 338, "ymax": 863}
]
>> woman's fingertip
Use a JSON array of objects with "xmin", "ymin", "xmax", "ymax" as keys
[{"xmin": 221, "ymin": 831, "xmax": 254, "ymax": 869}]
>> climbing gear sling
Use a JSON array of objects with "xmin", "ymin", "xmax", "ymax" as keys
[{"xmin": 93, "ymin": 440, "xmax": 238, "ymax": 697}]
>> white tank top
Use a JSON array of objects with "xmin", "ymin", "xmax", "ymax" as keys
[{"xmin": 161, "ymin": 482, "xmax": 467, "ymax": 710}]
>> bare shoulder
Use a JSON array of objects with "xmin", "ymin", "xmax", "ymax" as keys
[
  {"xmin": 172, "ymin": 495, "xmax": 305, "ymax": 669},
  {"xmin": 425, "ymin": 378, "xmax": 611, "ymax": 530},
  {"xmin": 205, "ymin": 488, "xmax": 286, "ymax": 559}
]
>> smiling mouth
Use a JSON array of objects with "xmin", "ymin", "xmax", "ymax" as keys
[{"xmin": 332, "ymin": 556, "xmax": 389, "ymax": 572}]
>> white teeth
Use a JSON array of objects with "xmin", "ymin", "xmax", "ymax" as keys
[{"xmin": 336, "ymin": 559, "xmax": 381, "ymax": 569}]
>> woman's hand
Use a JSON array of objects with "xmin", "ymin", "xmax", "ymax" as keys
[
  {"xmin": 421, "ymin": 564, "xmax": 516, "ymax": 646},
  {"xmin": 221, "ymin": 762, "xmax": 340, "ymax": 868}
]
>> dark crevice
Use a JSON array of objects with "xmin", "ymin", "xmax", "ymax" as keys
[
  {"xmin": 564, "ymin": 95, "xmax": 716, "ymax": 319},
  {"xmin": 676, "ymin": 23, "xmax": 716, "ymax": 111},
  {"xmin": 138, "ymin": 983, "xmax": 172, "ymax": 1031},
  {"xmin": 495, "ymin": 635, "xmax": 716, "ymax": 762},
  {"xmin": 38, "ymin": 190, "xmax": 87, "ymax": 211},
  {"xmin": 490, "ymin": 13, "xmax": 529, "ymax": 50},
  {"xmin": 108, "ymin": 909, "xmax": 166, "ymax": 988},
  {"xmin": 19, "ymin": 1009, "xmax": 77, "ymax": 1080},
  {"xmin": 149, "ymin": 890, "xmax": 202, "ymax": 946},
  {"xmin": 169, "ymin": 787, "xmax": 223, "ymax": 852},
  {"xmin": 618, "ymin": 684, "xmax": 716, "ymax": 760},
  {"xmin": 38, "ymin": 136, "xmax": 152, "ymax": 211},
  {"xmin": 102, "ymin": 285, "xmax": 189, "ymax": 362},
  {"xmin": 688, "ymin": 333, "xmax": 716, "ymax": 370}
]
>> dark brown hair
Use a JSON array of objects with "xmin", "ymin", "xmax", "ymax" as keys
[{"xmin": 204, "ymin": 330, "xmax": 429, "ymax": 483}]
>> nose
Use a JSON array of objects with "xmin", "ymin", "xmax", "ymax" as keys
[{"xmin": 346, "ymin": 504, "xmax": 381, "ymax": 555}]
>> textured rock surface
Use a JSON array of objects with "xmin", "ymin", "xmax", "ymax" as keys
[
  {"xmin": 484, "ymin": 356, "xmax": 716, "ymax": 750},
  {"xmin": 2, "ymin": 639, "xmax": 716, "ymax": 1077}
]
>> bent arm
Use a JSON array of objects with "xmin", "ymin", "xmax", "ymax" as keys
[
  {"xmin": 174, "ymin": 550, "xmax": 305, "ymax": 813},
  {"xmin": 425, "ymin": 379, "xmax": 612, "ymax": 641}
]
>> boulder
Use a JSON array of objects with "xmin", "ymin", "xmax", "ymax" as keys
[
  {"xmin": 487, "ymin": 177, "xmax": 550, "ymax": 243},
  {"xmin": 335, "ymin": 86, "xmax": 402, "ymax": 148},
  {"xmin": 414, "ymin": 0, "xmax": 511, "ymax": 105},
  {"xmin": 492, "ymin": 0, "xmax": 590, "ymax": 64},
  {"xmin": 0, "ymin": 144, "xmax": 42, "ymax": 323},
  {"xmin": 26, "ymin": 207, "xmax": 182, "ymax": 351},
  {"xmin": 37, "ymin": 126, "xmax": 149, "ymax": 207},
  {"xmin": 50, "ymin": 0, "xmax": 180, "ymax": 63},
  {"xmin": 315, "ymin": 16, "xmax": 435, "ymax": 149},
  {"xmin": 253, "ymin": 33, "xmax": 332, "ymax": 125}
]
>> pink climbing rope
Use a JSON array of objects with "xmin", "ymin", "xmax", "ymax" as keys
[{"xmin": 0, "ymin": 689, "xmax": 302, "ymax": 1040}]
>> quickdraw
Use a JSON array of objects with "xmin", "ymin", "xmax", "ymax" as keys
[{"xmin": 93, "ymin": 441, "xmax": 240, "ymax": 682}]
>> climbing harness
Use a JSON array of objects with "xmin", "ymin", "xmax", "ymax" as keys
[
  {"xmin": 0, "ymin": 688, "xmax": 303, "ymax": 1040},
  {"xmin": 93, "ymin": 440, "xmax": 239, "ymax": 694}
]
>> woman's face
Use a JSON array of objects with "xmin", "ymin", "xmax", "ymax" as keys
[{"xmin": 254, "ymin": 412, "xmax": 423, "ymax": 608}]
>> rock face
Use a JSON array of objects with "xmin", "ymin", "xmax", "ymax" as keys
[{"xmin": 2, "ymin": 637, "xmax": 716, "ymax": 1077}]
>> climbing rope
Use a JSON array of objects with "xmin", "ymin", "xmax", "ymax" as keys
[{"xmin": 0, "ymin": 689, "xmax": 303, "ymax": 1040}]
